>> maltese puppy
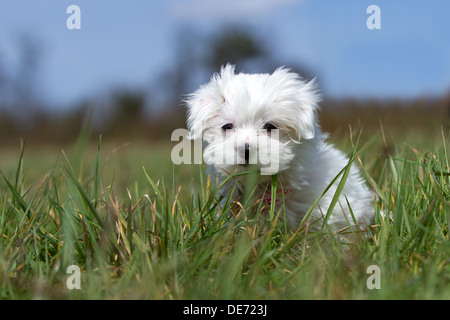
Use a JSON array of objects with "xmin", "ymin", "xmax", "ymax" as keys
[{"xmin": 186, "ymin": 64, "xmax": 374, "ymax": 233}]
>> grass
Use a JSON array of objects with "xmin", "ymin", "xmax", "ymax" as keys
[{"xmin": 0, "ymin": 126, "xmax": 449, "ymax": 300}]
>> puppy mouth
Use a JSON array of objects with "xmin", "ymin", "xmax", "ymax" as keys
[
  {"xmin": 235, "ymin": 143, "xmax": 250, "ymax": 167},
  {"xmin": 244, "ymin": 142, "xmax": 250, "ymax": 166}
]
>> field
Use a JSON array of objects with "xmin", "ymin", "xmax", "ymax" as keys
[{"xmin": 0, "ymin": 107, "xmax": 449, "ymax": 300}]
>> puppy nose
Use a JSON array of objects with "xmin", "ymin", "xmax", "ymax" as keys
[{"xmin": 244, "ymin": 143, "xmax": 250, "ymax": 165}]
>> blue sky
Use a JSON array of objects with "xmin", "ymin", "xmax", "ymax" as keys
[{"xmin": 0, "ymin": 0, "xmax": 449, "ymax": 109}]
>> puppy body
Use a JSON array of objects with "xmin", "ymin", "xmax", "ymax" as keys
[
  {"xmin": 186, "ymin": 65, "xmax": 374, "ymax": 232},
  {"xmin": 277, "ymin": 133, "xmax": 374, "ymax": 231}
]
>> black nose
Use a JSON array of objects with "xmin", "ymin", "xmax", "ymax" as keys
[{"xmin": 244, "ymin": 143, "xmax": 250, "ymax": 165}]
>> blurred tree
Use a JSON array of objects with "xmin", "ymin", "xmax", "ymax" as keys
[
  {"xmin": 0, "ymin": 54, "xmax": 4, "ymax": 92},
  {"xmin": 0, "ymin": 54, "xmax": 6, "ymax": 109},
  {"xmin": 106, "ymin": 90, "xmax": 147, "ymax": 138},
  {"xmin": 160, "ymin": 28, "xmax": 201, "ymax": 107},
  {"xmin": 206, "ymin": 27, "xmax": 267, "ymax": 72},
  {"xmin": 113, "ymin": 91, "xmax": 144, "ymax": 121},
  {"xmin": 205, "ymin": 27, "xmax": 315, "ymax": 81},
  {"xmin": 14, "ymin": 34, "xmax": 44, "ymax": 114}
]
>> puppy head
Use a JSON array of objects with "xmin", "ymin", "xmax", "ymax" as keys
[{"xmin": 185, "ymin": 64, "xmax": 320, "ymax": 176}]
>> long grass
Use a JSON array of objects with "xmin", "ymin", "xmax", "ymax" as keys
[{"xmin": 0, "ymin": 127, "xmax": 449, "ymax": 299}]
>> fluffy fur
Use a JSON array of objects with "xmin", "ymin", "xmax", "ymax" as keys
[{"xmin": 186, "ymin": 64, "xmax": 374, "ymax": 232}]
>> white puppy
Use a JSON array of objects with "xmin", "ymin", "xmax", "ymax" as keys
[{"xmin": 186, "ymin": 64, "xmax": 374, "ymax": 233}]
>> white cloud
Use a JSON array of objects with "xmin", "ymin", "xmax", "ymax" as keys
[{"xmin": 169, "ymin": 0, "xmax": 304, "ymax": 21}]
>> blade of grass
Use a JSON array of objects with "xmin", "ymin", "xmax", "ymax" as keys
[
  {"xmin": 93, "ymin": 135, "xmax": 101, "ymax": 209},
  {"xmin": 15, "ymin": 120, "xmax": 29, "ymax": 190},
  {"xmin": 321, "ymin": 129, "xmax": 363, "ymax": 229},
  {"xmin": 64, "ymin": 164, "xmax": 105, "ymax": 229},
  {"xmin": 1, "ymin": 171, "xmax": 28, "ymax": 213}
]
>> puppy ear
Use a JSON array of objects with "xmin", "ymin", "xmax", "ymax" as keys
[
  {"xmin": 269, "ymin": 68, "xmax": 320, "ymax": 141},
  {"xmin": 185, "ymin": 92, "xmax": 209, "ymax": 140},
  {"xmin": 297, "ymin": 78, "xmax": 319, "ymax": 140},
  {"xmin": 185, "ymin": 64, "xmax": 236, "ymax": 140},
  {"xmin": 293, "ymin": 77, "xmax": 320, "ymax": 141}
]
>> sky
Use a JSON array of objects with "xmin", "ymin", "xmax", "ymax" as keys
[{"xmin": 0, "ymin": 0, "xmax": 449, "ymax": 110}]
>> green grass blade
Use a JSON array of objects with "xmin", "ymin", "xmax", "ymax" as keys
[{"xmin": 64, "ymin": 165, "xmax": 105, "ymax": 228}]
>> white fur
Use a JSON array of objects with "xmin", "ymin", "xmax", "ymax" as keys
[{"xmin": 186, "ymin": 64, "xmax": 374, "ymax": 232}]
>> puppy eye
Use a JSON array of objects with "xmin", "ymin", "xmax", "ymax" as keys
[
  {"xmin": 222, "ymin": 123, "xmax": 233, "ymax": 131},
  {"xmin": 263, "ymin": 123, "xmax": 277, "ymax": 132}
]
